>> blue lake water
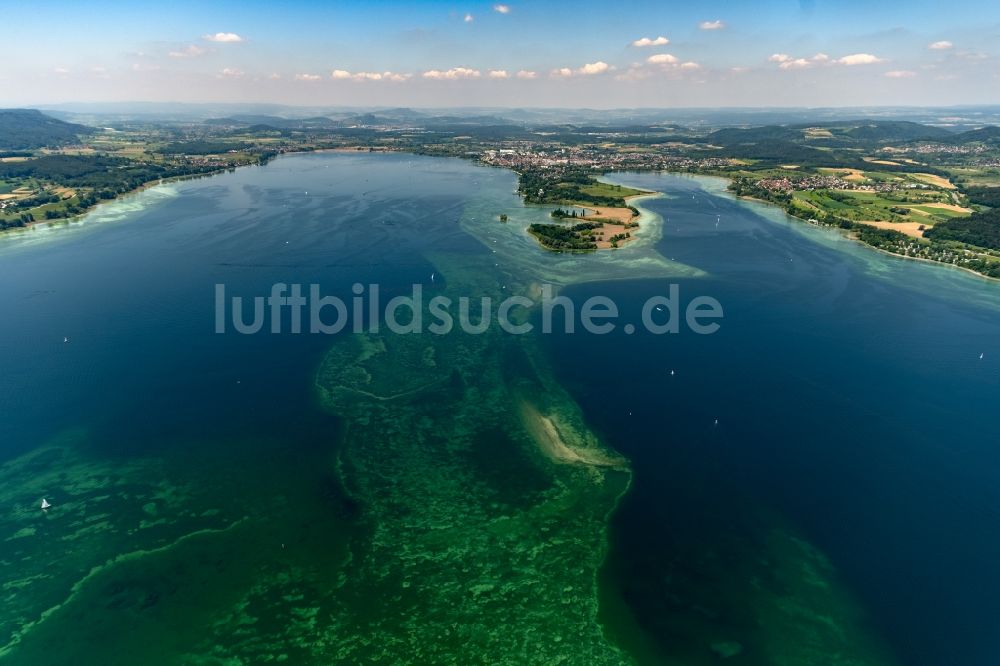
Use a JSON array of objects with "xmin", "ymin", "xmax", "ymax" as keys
[{"xmin": 0, "ymin": 153, "xmax": 998, "ymax": 664}]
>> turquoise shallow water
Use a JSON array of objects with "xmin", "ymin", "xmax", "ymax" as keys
[{"xmin": 0, "ymin": 153, "xmax": 998, "ymax": 664}]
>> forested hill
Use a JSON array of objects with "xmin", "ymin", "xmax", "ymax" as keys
[
  {"xmin": 704, "ymin": 120, "xmax": 999, "ymax": 149},
  {"xmin": 0, "ymin": 109, "xmax": 93, "ymax": 150}
]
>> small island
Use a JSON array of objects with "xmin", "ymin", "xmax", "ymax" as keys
[{"xmin": 516, "ymin": 166, "xmax": 649, "ymax": 251}]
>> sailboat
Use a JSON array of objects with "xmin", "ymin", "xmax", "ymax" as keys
[{"xmin": 40, "ymin": 499, "xmax": 51, "ymax": 511}]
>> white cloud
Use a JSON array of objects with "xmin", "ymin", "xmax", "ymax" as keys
[
  {"xmin": 632, "ymin": 36, "xmax": 669, "ymax": 47},
  {"xmin": 220, "ymin": 68, "xmax": 244, "ymax": 78},
  {"xmin": 332, "ymin": 69, "xmax": 408, "ymax": 82},
  {"xmin": 639, "ymin": 53, "xmax": 700, "ymax": 75},
  {"xmin": 295, "ymin": 73, "xmax": 321, "ymax": 81},
  {"xmin": 168, "ymin": 44, "xmax": 207, "ymax": 58},
  {"xmin": 699, "ymin": 20, "xmax": 725, "ymax": 30},
  {"xmin": 578, "ymin": 61, "xmax": 609, "ymax": 75},
  {"xmin": 620, "ymin": 55, "xmax": 701, "ymax": 80},
  {"xmin": 777, "ymin": 54, "xmax": 828, "ymax": 69},
  {"xmin": 885, "ymin": 70, "xmax": 916, "ymax": 78},
  {"xmin": 493, "ymin": 4, "xmax": 510, "ymax": 13},
  {"xmin": 332, "ymin": 70, "xmax": 410, "ymax": 82},
  {"xmin": 268, "ymin": 73, "xmax": 281, "ymax": 80},
  {"xmin": 516, "ymin": 69, "xmax": 537, "ymax": 79},
  {"xmin": 770, "ymin": 52, "xmax": 878, "ymax": 69},
  {"xmin": 552, "ymin": 61, "xmax": 614, "ymax": 77},
  {"xmin": 464, "ymin": 13, "xmax": 474, "ymax": 22},
  {"xmin": 929, "ymin": 40, "xmax": 953, "ymax": 50},
  {"xmin": 422, "ymin": 67, "xmax": 481, "ymax": 79},
  {"xmin": 779, "ymin": 58, "xmax": 813, "ymax": 70},
  {"xmin": 380, "ymin": 71, "xmax": 409, "ymax": 82},
  {"xmin": 53, "ymin": 67, "xmax": 70, "ymax": 74},
  {"xmin": 647, "ymin": 53, "xmax": 678, "ymax": 65},
  {"xmin": 204, "ymin": 32, "xmax": 244, "ymax": 43},
  {"xmin": 488, "ymin": 69, "xmax": 509, "ymax": 79},
  {"xmin": 835, "ymin": 53, "xmax": 884, "ymax": 66}
]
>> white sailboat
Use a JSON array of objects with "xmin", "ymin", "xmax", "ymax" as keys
[{"xmin": 40, "ymin": 498, "xmax": 51, "ymax": 511}]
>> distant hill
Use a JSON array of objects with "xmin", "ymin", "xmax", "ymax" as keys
[
  {"xmin": 952, "ymin": 126, "xmax": 1000, "ymax": 144},
  {"xmin": 706, "ymin": 125, "xmax": 804, "ymax": 145},
  {"xmin": 204, "ymin": 114, "xmax": 289, "ymax": 126},
  {"xmin": 0, "ymin": 109, "xmax": 93, "ymax": 150},
  {"xmin": 839, "ymin": 120, "xmax": 953, "ymax": 143},
  {"xmin": 705, "ymin": 120, "xmax": 954, "ymax": 149},
  {"xmin": 205, "ymin": 115, "xmax": 339, "ymax": 130}
]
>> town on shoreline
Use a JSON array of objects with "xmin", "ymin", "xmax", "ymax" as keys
[{"xmin": 3, "ymin": 108, "xmax": 1000, "ymax": 276}]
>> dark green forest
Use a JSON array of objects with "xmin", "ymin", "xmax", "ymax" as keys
[
  {"xmin": 925, "ymin": 208, "xmax": 1000, "ymax": 250},
  {"xmin": 0, "ymin": 109, "xmax": 92, "ymax": 150}
]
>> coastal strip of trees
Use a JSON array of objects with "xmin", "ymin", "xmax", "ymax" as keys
[{"xmin": 729, "ymin": 177, "xmax": 1000, "ymax": 277}]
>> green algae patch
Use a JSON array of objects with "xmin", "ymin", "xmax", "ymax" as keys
[
  {"xmin": 312, "ymin": 251, "xmax": 634, "ymax": 663},
  {"xmin": 0, "ymin": 427, "xmax": 356, "ymax": 665}
]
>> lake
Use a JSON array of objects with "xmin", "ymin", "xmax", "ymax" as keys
[{"xmin": 1, "ymin": 153, "xmax": 998, "ymax": 665}]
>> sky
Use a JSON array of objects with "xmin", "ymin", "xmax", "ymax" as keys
[{"xmin": 2, "ymin": 0, "xmax": 999, "ymax": 108}]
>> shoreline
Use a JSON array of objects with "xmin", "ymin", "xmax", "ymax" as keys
[
  {"xmin": 671, "ymin": 170, "xmax": 1000, "ymax": 283},
  {"xmin": 12, "ymin": 148, "xmax": 992, "ymax": 283},
  {"xmin": 0, "ymin": 147, "xmax": 410, "ymax": 238},
  {"xmin": 0, "ymin": 160, "xmax": 270, "ymax": 238},
  {"xmin": 732, "ymin": 189, "xmax": 1000, "ymax": 284}
]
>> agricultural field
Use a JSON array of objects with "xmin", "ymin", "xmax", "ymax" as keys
[
  {"xmin": 791, "ymin": 188, "xmax": 971, "ymax": 228},
  {"xmin": 945, "ymin": 167, "xmax": 1000, "ymax": 188},
  {"xmin": 576, "ymin": 181, "xmax": 646, "ymax": 201}
]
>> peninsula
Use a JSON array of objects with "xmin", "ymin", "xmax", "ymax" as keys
[
  {"xmin": 516, "ymin": 165, "xmax": 649, "ymax": 251},
  {"xmin": 4, "ymin": 108, "xmax": 1000, "ymax": 278}
]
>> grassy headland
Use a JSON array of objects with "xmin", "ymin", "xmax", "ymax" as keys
[{"xmin": 516, "ymin": 166, "xmax": 647, "ymax": 251}]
